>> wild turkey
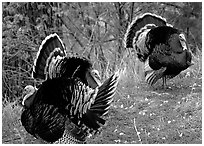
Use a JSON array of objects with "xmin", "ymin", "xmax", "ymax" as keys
[
  {"xmin": 21, "ymin": 72, "xmax": 120, "ymax": 143},
  {"xmin": 124, "ymin": 13, "xmax": 193, "ymax": 88},
  {"xmin": 21, "ymin": 33, "xmax": 121, "ymax": 143},
  {"xmin": 32, "ymin": 33, "xmax": 101, "ymax": 89}
]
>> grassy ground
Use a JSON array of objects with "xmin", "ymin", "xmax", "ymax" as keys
[
  {"xmin": 88, "ymin": 74, "xmax": 202, "ymax": 144},
  {"xmin": 2, "ymin": 61, "xmax": 202, "ymax": 144}
]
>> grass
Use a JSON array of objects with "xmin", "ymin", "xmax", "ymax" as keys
[
  {"xmin": 2, "ymin": 102, "xmax": 44, "ymax": 144},
  {"xmin": 87, "ymin": 76, "xmax": 202, "ymax": 144},
  {"xmin": 2, "ymin": 54, "xmax": 202, "ymax": 144}
]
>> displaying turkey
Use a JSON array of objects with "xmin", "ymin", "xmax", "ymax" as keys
[
  {"xmin": 32, "ymin": 33, "xmax": 101, "ymax": 89},
  {"xmin": 21, "ymin": 33, "xmax": 121, "ymax": 143},
  {"xmin": 21, "ymin": 72, "xmax": 120, "ymax": 143},
  {"xmin": 124, "ymin": 13, "xmax": 193, "ymax": 88}
]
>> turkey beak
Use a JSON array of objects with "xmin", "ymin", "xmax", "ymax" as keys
[
  {"xmin": 187, "ymin": 61, "xmax": 194, "ymax": 66},
  {"xmin": 19, "ymin": 90, "xmax": 26, "ymax": 107},
  {"xmin": 21, "ymin": 89, "xmax": 27, "ymax": 106},
  {"xmin": 22, "ymin": 90, "xmax": 26, "ymax": 100},
  {"xmin": 181, "ymin": 40, "xmax": 187, "ymax": 51},
  {"xmin": 86, "ymin": 70, "xmax": 102, "ymax": 89},
  {"xmin": 17, "ymin": 98, "xmax": 24, "ymax": 107}
]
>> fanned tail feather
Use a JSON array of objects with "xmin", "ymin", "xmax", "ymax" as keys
[
  {"xmin": 124, "ymin": 13, "xmax": 167, "ymax": 62},
  {"xmin": 32, "ymin": 33, "xmax": 66, "ymax": 80},
  {"xmin": 124, "ymin": 13, "xmax": 167, "ymax": 49}
]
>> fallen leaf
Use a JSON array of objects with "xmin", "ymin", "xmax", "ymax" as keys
[
  {"xmin": 129, "ymin": 105, "xmax": 134, "ymax": 109},
  {"xmin": 179, "ymin": 133, "xmax": 183, "ymax": 137},
  {"xmin": 147, "ymin": 132, "xmax": 150, "ymax": 136},
  {"xmin": 163, "ymin": 100, "xmax": 168, "ymax": 103},
  {"xmin": 114, "ymin": 139, "xmax": 121, "ymax": 143},
  {"xmin": 139, "ymin": 110, "xmax": 147, "ymax": 115},
  {"xmin": 144, "ymin": 98, "xmax": 149, "ymax": 101},
  {"xmin": 119, "ymin": 132, "xmax": 125, "ymax": 136}
]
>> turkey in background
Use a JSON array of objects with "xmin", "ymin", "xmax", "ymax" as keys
[{"xmin": 124, "ymin": 13, "xmax": 193, "ymax": 88}]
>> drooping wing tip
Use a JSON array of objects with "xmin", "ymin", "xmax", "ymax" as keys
[
  {"xmin": 145, "ymin": 67, "xmax": 167, "ymax": 86},
  {"xmin": 113, "ymin": 69, "xmax": 123, "ymax": 81}
]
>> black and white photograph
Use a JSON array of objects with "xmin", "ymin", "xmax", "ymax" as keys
[{"xmin": 2, "ymin": 2, "xmax": 202, "ymax": 144}]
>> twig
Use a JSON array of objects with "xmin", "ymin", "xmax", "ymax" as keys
[
  {"xmin": 129, "ymin": 2, "xmax": 134, "ymax": 23},
  {"xmin": 3, "ymin": 137, "xmax": 22, "ymax": 143},
  {"xmin": 133, "ymin": 118, "xmax": 142, "ymax": 144},
  {"xmin": 14, "ymin": 127, "xmax": 25, "ymax": 144},
  {"xmin": 160, "ymin": 2, "xmax": 182, "ymax": 9},
  {"xmin": 59, "ymin": 16, "xmax": 85, "ymax": 49},
  {"xmin": 2, "ymin": 75, "xmax": 18, "ymax": 99}
]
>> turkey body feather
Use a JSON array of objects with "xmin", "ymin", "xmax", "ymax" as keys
[
  {"xmin": 21, "ymin": 72, "xmax": 120, "ymax": 143},
  {"xmin": 21, "ymin": 103, "xmax": 66, "ymax": 143},
  {"xmin": 21, "ymin": 33, "xmax": 120, "ymax": 143},
  {"xmin": 124, "ymin": 13, "xmax": 192, "ymax": 87}
]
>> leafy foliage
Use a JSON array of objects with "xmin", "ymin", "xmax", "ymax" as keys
[{"xmin": 2, "ymin": 2, "xmax": 62, "ymax": 102}]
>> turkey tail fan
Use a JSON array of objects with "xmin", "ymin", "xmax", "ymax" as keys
[
  {"xmin": 32, "ymin": 33, "xmax": 66, "ymax": 80},
  {"xmin": 124, "ymin": 13, "xmax": 167, "ymax": 49}
]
